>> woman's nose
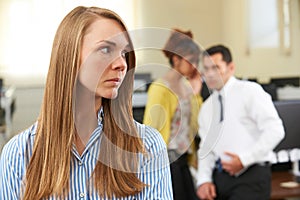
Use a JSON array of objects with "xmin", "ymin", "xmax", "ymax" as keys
[{"xmin": 111, "ymin": 55, "xmax": 127, "ymax": 71}]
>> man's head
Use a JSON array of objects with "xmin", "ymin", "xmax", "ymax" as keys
[{"xmin": 202, "ymin": 45, "xmax": 235, "ymax": 91}]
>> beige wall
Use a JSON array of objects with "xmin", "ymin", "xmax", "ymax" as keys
[
  {"xmin": 134, "ymin": 0, "xmax": 300, "ymax": 83},
  {"xmin": 1, "ymin": 0, "xmax": 299, "ymax": 83},
  {"xmin": 221, "ymin": 0, "xmax": 300, "ymax": 83},
  {"xmin": 133, "ymin": 0, "xmax": 223, "ymax": 79},
  {"xmin": 0, "ymin": 0, "xmax": 9, "ymax": 69}
]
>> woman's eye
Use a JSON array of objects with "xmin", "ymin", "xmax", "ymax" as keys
[
  {"xmin": 121, "ymin": 50, "xmax": 127, "ymax": 58},
  {"xmin": 99, "ymin": 46, "xmax": 111, "ymax": 54}
]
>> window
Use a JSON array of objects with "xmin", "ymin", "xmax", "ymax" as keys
[
  {"xmin": 248, "ymin": 0, "xmax": 279, "ymax": 49},
  {"xmin": 0, "ymin": 0, "xmax": 135, "ymax": 84},
  {"xmin": 247, "ymin": 0, "xmax": 291, "ymax": 54},
  {"xmin": 280, "ymin": 0, "xmax": 291, "ymax": 54}
]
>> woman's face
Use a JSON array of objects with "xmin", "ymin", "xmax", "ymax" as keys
[
  {"xmin": 79, "ymin": 18, "xmax": 131, "ymax": 99},
  {"xmin": 176, "ymin": 54, "xmax": 199, "ymax": 78}
]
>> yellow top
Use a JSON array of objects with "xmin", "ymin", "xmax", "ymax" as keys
[{"xmin": 143, "ymin": 78, "xmax": 202, "ymax": 146}]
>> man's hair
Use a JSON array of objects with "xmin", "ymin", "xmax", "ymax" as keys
[{"xmin": 205, "ymin": 44, "xmax": 232, "ymax": 64}]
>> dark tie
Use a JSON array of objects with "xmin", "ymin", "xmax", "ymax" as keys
[{"xmin": 218, "ymin": 94, "xmax": 224, "ymax": 122}]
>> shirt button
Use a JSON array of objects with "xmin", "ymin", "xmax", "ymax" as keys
[
  {"xmin": 79, "ymin": 192, "xmax": 85, "ymax": 198},
  {"xmin": 79, "ymin": 161, "xmax": 83, "ymax": 166}
]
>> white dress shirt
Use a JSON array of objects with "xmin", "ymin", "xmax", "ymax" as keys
[{"xmin": 196, "ymin": 76, "xmax": 285, "ymax": 186}]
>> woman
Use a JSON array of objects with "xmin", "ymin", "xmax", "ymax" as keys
[
  {"xmin": 143, "ymin": 28, "xmax": 202, "ymax": 200},
  {"xmin": 0, "ymin": 6, "xmax": 173, "ymax": 199}
]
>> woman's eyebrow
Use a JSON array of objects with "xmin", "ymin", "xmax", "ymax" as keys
[
  {"xmin": 96, "ymin": 40, "xmax": 116, "ymax": 46},
  {"xmin": 124, "ymin": 44, "xmax": 131, "ymax": 50},
  {"xmin": 97, "ymin": 40, "xmax": 130, "ymax": 50}
]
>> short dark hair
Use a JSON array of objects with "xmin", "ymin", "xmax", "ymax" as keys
[{"xmin": 204, "ymin": 44, "xmax": 232, "ymax": 64}]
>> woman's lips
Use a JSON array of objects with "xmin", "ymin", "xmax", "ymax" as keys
[
  {"xmin": 106, "ymin": 78, "xmax": 120, "ymax": 82},
  {"xmin": 105, "ymin": 78, "xmax": 121, "ymax": 85}
]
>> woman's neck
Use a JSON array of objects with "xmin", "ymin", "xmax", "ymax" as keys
[
  {"xmin": 74, "ymin": 82, "xmax": 101, "ymax": 155},
  {"xmin": 162, "ymin": 68, "xmax": 191, "ymax": 99},
  {"xmin": 163, "ymin": 68, "xmax": 183, "ymax": 83}
]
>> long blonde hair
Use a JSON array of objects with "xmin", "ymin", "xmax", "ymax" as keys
[{"xmin": 23, "ymin": 6, "xmax": 145, "ymax": 199}]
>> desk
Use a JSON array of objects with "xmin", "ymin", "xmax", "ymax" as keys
[{"xmin": 271, "ymin": 171, "xmax": 300, "ymax": 200}]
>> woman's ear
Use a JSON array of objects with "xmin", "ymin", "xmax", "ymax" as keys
[{"xmin": 172, "ymin": 55, "xmax": 181, "ymax": 68}]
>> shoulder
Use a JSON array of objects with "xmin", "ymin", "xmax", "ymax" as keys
[
  {"xmin": 146, "ymin": 80, "xmax": 177, "ymax": 107},
  {"xmin": 234, "ymin": 79, "xmax": 264, "ymax": 93},
  {"xmin": 148, "ymin": 79, "xmax": 173, "ymax": 95},
  {"xmin": 239, "ymin": 80, "xmax": 271, "ymax": 102},
  {"xmin": 134, "ymin": 121, "xmax": 167, "ymax": 153},
  {"xmin": 233, "ymin": 79, "xmax": 273, "ymax": 109},
  {"xmin": 0, "ymin": 123, "xmax": 37, "ymax": 168}
]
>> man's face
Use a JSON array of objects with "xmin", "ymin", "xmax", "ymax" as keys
[{"xmin": 202, "ymin": 53, "xmax": 233, "ymax": 90}]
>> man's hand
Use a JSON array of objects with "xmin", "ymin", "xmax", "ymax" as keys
[
  {"xmin": 221, "ymin": 152, "xmax": 244, "ymax": 176},
  {"xmin": 196, "ymin": 182, "xmax": 216, "ymax": 200}
]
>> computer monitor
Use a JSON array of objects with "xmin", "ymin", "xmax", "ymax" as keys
[
  {"xmin": 273, "ymin": 100, "xmax": 300, "ymax": 152},
  {"xmin": 134, "ymin": 73, "xmax": 152, "ymax": 92},
  {"xmin": 271, "ymin": 77, "xmax": 300, "ymax": 87}
]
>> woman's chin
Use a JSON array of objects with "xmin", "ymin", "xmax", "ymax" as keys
[
  {"xmin": 102, "ymin": 91, "xmax": 118, "ymax": 99},
  {"xmin": 94, "ymin": 88, "xmax": 119, "ymax": 99},
  {"xmin": 110, "ymin": 93, "xmax": 118, "ymax": 99}
]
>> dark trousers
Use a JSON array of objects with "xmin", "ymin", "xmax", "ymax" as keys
[
  {"xmin": 170, "ymin": 153, "xmax": 200, "ymax": 200},
  {"xmin": 213, "ymin": 164, "xmax": 271, "ymax": 200}
]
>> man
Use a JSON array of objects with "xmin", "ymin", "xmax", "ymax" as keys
[{"xmin": 196, "ymin": 45, "xmax": 285, "ymax": 200}]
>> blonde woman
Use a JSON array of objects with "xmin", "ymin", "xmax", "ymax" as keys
[{"xmin": 0, "ymin": 6, "xmax": 173, "ymax": 200}]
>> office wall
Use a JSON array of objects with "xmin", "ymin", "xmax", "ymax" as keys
[
  {"xmin": 11, "ymin": 87, "xmax": 44, "ymax": 135},
  {"xmin": 133, "ymin": 0, "xmax": 223, "ymax": 79},
  {"xmin": 221, "ymin": 0, "xmax": 300, "ymax": 83},
  {"xmin": 2, "ymin": 0, "xmax": 300, "ymax": 136},
  {"xmin": 134, "ymin": 0, "xmax": 300, "ymax": 82},
  {"xmin": 0, "ymin": 0, "xmax": 136, "ymax": 87},
  {"xmin": 2, "ymin": 0, "xmax": 298, "ymax": 83}
]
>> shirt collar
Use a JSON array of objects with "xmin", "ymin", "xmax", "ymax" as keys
[
  {"xmin": 72, "ymin": 107, "xmax": 104, "ymax": 159},
  {"xmin": 223, "ymin": 76, "xmax": 236, "ymax": 94},
  {"xmin": 213, "ymin": 76, "xmax": 236, "ymax": 97},
  {"xmin": 97, "ymin": 106, "xmax": 104, "ymax": 126}
]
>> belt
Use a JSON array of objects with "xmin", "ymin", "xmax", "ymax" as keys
[
  {"xmin": 215, "ymin": 159, "xmax": 270, "ymax": 173},
  {"xmin": 256, "ymin": 161, "xmax": 271, "ymax": 167}
]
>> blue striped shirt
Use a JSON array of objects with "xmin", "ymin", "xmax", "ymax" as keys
[{"xmin": 0, "ymin": 113, "xmax": 173, "ymax": 199}]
